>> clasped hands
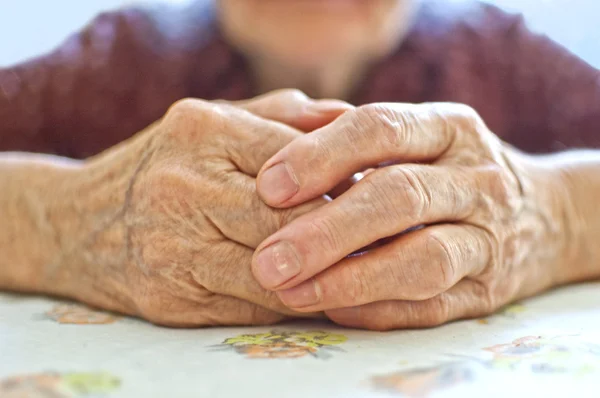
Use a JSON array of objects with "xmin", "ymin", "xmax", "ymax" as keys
[{"xmin": 75, "ymin": 89, "xmax": 570, "ymax": 330}]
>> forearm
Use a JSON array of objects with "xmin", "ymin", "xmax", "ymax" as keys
[
  {"xmin": 0, "ymin": 135, "xmax": 149, "ymax": 312},
  {"xmin": 549, "ymin": 150, "xmax": 600, "ymax": 283},
  {"xmin": 0, "ymin": 153, "xmax": 81, "ymax": 293}
]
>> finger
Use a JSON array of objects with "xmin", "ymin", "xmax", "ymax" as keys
[
  {"xmin": 325, "ymin": 280, "xmax": 492, "ymax": 331},
  {"xmin": 252, "ymin": 164, "xmax": 478, "ymax": 290},
  {"xmin": 275, "ymin": 224, "xmax": 490, "ymax": 311},
  {"xmin": 222, "ymin": 89, "xmax": 353, "ymax": 132},
  {"xmin": 195, "ymin": 240, "xmax": 325, "ymax": 320},
  {"xmin": 219, "ymin": 104, "xmax": 305, "ymax": 177},
  {"xmin": 202, "ymin": 171, "xmax": 328, "ymax": 248},
  {"xmin": 164, "ymin": 98, "xmax": 302, "ymax": 177},
  {"xmin": 145, "ymin": 294, "xmax": 288, "ymax": 328},
  {"xmin": 256, "ymin": 102, "xmax": 475, "ymax": 207}
]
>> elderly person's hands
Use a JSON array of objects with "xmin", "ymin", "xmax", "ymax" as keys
[
  {"xmin": 0, "ymin": 90, "xmax": 351, "ymax": 327},
  {"xmin": 253, "ymin": 102, "xmax": 578, "ymax": 330}
]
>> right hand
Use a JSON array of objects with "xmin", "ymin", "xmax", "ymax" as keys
[{"xmin": 57, "ymin": 90, "xmax": 351, "ymax": 327}]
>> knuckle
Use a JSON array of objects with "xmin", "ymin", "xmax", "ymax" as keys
[
  {"xmin": 166, "ymin": 98, "xmax": 204, "ymax": 121},
  {"xmin": 278, "ymin": 88, "xmax": 310, "ymax": 103},
  {"xmin": 307, "ymin": 216, "xmax": 343, "ymax": 253},
  {"xmin": 353, "ymin": 104, "xmax": 405, "ymax": 147},
  {"xmin": 164, "ymin": 98, "xmax": 223, "ymax": 141},
  {"xmin": 446, "ymin": 103, "xmax": 481, "ymax": 126},
  {"xmin": 483, "ymin": 164, "xmax": 506, "ymax": 189},
  {"xmin": 447, "ymin": 170, "xmax": 476, "ymax": 217},
  {"xmin": 394, "ymin": 167, "xmax": 431, "ymax": 218},
  {"xmin": 338, "ymin": 265, "xmax": 371, "ymax": 304},
  {"xmin": 476, "ymin": 165, "xmax": 515, "ymax": 209},
  {"xmin": 423, "ymin": 295, "xmax": 451, "ymax": 327},
  {"xmin": 470, "ymin": 278, "xmax": 498, "ymax": 315},
  {"xmin": 440, "ymin": 103, "xmax": 485, "ymax": 142},
  {"xmin": 425, "ymin": 231, "xmax": 458, "ymax": 293},
  {"xmin": 372, "ymin": 166, "xmax": 430, "ymax": 222}
]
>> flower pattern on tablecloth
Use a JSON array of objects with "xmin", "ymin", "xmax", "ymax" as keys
[
  {"xmin": 46, "ymin": 304, "xmax": 121, "ymax": 325},
  {"xmin": 372, "ymin": 362, "xmax": 476, "ymax": 398},
  {"xmin": 212, "ymin": 330, "xmax": 347, "ymax": 359},
  {"xmin": 483, "ymin": 335, "xmax": 600, "ymax": 374},
  {"xmin": 0, "ymin": 372, "xmax": 120, "ymax": 397},
  {"xmin": 371, "ymin": 334, "xmax": 600, "ymax": 397}
]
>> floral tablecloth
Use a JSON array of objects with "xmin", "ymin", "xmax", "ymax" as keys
[{"xmin": 2, "ymin": 283, "xmax": 600, "ymax": 397}]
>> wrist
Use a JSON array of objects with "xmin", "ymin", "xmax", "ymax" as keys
[
  {"xmin": 0, "ymin": 127, "xmax": 156, "ymax": 314},
  {"xmin": 545, "ymin": 151, "xmax": 600, "ymax": 284},
  {"xmin": 502, "ymin": 148, "xmax": 578, "ymax": 287},
  {"xmin": 515, "ymin": 150, "xmax": 600, "ymax": 286},
  {"xmin": 53, "ymin": 131, "xmax": 157, "ymax": 314}
]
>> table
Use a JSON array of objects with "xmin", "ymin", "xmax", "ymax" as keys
[{"xmin": 2, "ymin": 283, "xmax": 600, "ymax": 397}]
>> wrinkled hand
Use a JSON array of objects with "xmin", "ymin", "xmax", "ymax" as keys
[
  {"xmin": 72, "ymin": 90, "xmax": 350, "ymax": 327},
  {"xmin": 252, "ymin": 102, "xmax": 567, "ymax": 330}
]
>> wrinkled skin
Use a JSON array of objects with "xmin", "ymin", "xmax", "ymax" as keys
[
  {"xmin": 253, "ymin": 102, "xmax": 573, "ymax": 330},
  {"xmin": 61, "ymin": 90, "xmax": 352, "ymax": 327}
]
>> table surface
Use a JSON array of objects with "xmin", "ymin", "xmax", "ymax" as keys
[{"xmin": 2, "ymin": 283, "xmax": 600, "ymax": 398}]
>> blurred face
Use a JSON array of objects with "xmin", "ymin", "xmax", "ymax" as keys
[{"xmin": 217, "ymin": 0, "xmax": 415, "ymax": 68}]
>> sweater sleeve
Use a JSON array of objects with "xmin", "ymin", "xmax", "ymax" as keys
[
  {"xmin": 505, "ymin": 15, "xmax": 600, "ymax": 153},
  {"xmin": 0, "ymin": 6, "xmax": 207, "ymax": 158}
]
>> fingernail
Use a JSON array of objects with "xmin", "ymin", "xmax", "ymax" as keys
[
  {"xmin": 255, "ymin": 242, "xmax": 301, "ymax": 288},
  {"xmin": 278, "ymin": 279, "xmax": 321, "ymax": 308},
  {"xmin": 259, "ymin": 162, "xmax": 299, "ymax": 204}
]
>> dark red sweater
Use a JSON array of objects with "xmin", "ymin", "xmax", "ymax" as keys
[{"xmin": 1, "ymin": 0, "xmax": 599, "ymax": 158}]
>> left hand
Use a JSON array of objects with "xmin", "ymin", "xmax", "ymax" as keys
[
  {"xmin": 251, "ymin": 102, "xmax": 570, "ymax": 330},
  {"xmin": 28, "ymin": 90, "xmax": 351, "ymax": 328}
]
